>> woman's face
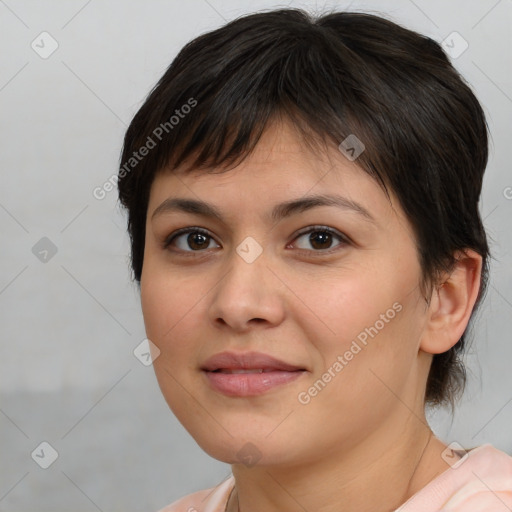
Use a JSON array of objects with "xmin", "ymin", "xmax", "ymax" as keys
[{"xmin": 140, "ymin": 120, "xmax": 433, "ymax": 466}]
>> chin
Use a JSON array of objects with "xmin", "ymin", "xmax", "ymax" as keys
[
  {"xmin": 182, "ymin": 419, "xmax": 296, "ymax": 466},
  {"xmin": 198, "ymin": 437, "xmax": 287, "ymax": 467}
]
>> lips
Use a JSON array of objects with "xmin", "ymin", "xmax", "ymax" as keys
[
  {"xmin": 201, "ymin": 351, "xmax": 304, "ymax": 372},
  {"xmin": 215, "ymin": 368, "xmax": 276, "ymax": 374},
  {"xmin": 201, "ymin": 351, "xmax": 306, "ymax": 396}
]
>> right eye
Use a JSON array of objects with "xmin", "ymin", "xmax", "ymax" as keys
[{"xmin": 164, "ymin": 227, "xmax": 221, "ymax": 253}]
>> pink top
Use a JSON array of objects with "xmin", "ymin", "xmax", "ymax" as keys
[{"xmin": 159, "ymin": 444, "xmax": 512, "ymax": 512}]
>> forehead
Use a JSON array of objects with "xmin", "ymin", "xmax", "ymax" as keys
[{"xmin": 148, "ymin": 119, "xmax": 403, "ymax": 229}]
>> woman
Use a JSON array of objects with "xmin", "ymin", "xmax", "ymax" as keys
[{"xmin": 117, "ymin": 8, "xmax": 512, "ymax": 512}]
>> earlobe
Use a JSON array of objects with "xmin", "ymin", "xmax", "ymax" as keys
[{"xmin": 420, "ymin": 250, "xmax": 482, "ymax": 355}]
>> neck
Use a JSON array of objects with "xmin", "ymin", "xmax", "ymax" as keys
[{"xmin": 227, "ymin": 415, "xmax": 449, "ymax": 512}]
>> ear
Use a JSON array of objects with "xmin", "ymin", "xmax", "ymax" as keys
[{"xmin": 420, "ymin": 250, "xmax": 483, "ymax": 355}]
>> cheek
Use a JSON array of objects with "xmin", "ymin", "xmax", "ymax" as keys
[
  {"xmin": 140, "ymin": 269, "xmax": 208, "ymax": 416},
  {"xmin": 297, "ymin": 261, "xmax": 423, "ymax": 384},
  {"xmin": 140, "ymin": 263, "xmax": 228, "ymax": 391},
  {"xmin": 140, "ymin": 269, "xmax": 202, "ymax": 355},
  {"xmin": 291, "ymin": 266, "xmax": 397, "ymax": 352},
  {"xmin": 328, "ymin": 297, "xmax": 423, "ymax": 408}
]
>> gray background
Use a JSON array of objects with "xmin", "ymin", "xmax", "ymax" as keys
[{"xmin": 0, "ymin": 0, "xmax": 511, "ymax": 510}]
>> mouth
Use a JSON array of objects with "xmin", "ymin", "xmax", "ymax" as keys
[
  {"xmin": 201, "ymin": 351, "xmax": 307, "ymax": 396},
  {"xmin": 212, "ymin": 368, "xmax": 288, "ymax": 374}
]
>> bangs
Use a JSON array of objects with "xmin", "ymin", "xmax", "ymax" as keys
[{"xmin": 121, "ymin": 9, "xmax": 386, "ymax": 183}]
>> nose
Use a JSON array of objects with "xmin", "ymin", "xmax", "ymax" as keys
[{"xmin": 207, "ymin": 246, "xmax": 286, "ymax": 332}]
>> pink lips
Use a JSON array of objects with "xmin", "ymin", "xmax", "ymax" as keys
[{"xmin": 201, "ymin": 351, "xmax": 306, "ymax": 397}]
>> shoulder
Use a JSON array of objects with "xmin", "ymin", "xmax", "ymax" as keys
[
  {"xmin": 441, "ymin": 444, "xmax": 512, "ymax": 511},
  {"xmin": 397, "ymin": 444, "xmax": 512, "ymax": 512},
  {"xmin": 157, "ymin": 476, "xmax": 235, "ymax": 512}
]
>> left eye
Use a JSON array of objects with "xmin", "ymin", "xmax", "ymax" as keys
[{"xmin": 291, "ymin": 227, "xmax": 346, "ymax": 252}]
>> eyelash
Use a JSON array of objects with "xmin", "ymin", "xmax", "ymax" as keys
[{"xmin": 163, "ymin": 225, "xmax": 350, "ymax": 257}]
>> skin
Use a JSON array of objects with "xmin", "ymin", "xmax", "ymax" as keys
[{"xmin": 140, "ymin": 119, "xmax": 482, "ymax": 512}]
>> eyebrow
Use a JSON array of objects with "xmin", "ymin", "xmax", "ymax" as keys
[{"xmin": 151, "ymin": 194, "xmax": 376, "ymax": 224}]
